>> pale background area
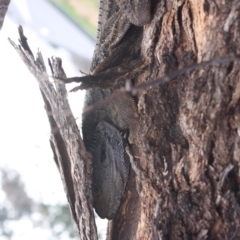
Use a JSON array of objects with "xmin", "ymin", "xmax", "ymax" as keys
[{"xmin": 0, "ymin": 0, "xmax": 107, "ymax": 239}]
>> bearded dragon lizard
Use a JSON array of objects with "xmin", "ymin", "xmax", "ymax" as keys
[{"xmin": 70, "ymin": 0, "xmax": 151, "ymax": 219}]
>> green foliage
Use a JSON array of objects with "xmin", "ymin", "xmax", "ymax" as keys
[{"xmin": 50, "ymin": 0, "xmax": 98, "ymax": 37}]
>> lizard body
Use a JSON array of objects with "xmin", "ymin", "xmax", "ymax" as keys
[
  {"xmin": 80, "ymin": 0, "xmax": 151, "ymax": 219},
  {"xmin": 83, "ymin": 89, "xmax": 138, "ymax": 219}
]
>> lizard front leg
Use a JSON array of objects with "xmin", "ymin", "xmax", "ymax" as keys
[
  {"xmin": 124, "ymin": 0, "xmax": 151, "ymax": 26},
  {"xmin": 64, "ymin": 58, "xmax": 146, "ymax": 90}
]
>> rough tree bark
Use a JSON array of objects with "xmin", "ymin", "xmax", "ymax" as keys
[
  {"xmin": 109, "ymin": 0, "xmax": 240, "ymax": 239},
  {"xmin": 0, "ymin": 0, "xmax": 10, "ymax": 29},
  {"xmin": 9, "ymin": 0, "xmax": 240, "ymax": 239}
]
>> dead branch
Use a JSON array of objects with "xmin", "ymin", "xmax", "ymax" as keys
[{"xmin": 9, "ymin": 25, "xmax": 98, "ymax": 240}]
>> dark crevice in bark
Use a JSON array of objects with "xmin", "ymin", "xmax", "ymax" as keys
[
  {"xmin": 208, "ymin": 140, "xmax": 215, "ymax": 166},
  {"xmin": 221, "ymin": 165, "xmax": 239, "ymax": 204},
  {"xmin": 172, "ymin": 15, "xmax": 176, "ymax": 37},
  {"xmin": 183, "ymin": 162, "xmax": 191, "ymax": 186},
  {"xmin": 203, "ymin": 0, "xmax": 210, "ymax": 13},
  {"xmin": 226, "ymin": 61, "xmax": 234, "ymax": 75},
  {"xmin": 187, "ymin": 6, "xmax": 198, "ymax": 59},
  {"xmin": 177, "ymin": 3, "xmax": 184, "ymax": 30}
]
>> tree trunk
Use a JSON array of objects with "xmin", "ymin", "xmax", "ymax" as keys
[
  {"xmin": 10, "ymin": 0, "xmax": 240, "ymax": 239},
  {"xmin": 108, "ymin": 0, "xmax": 240, "ymax": 239},
  {"xmin": 0, "ymin": 0, "xmax": 10, "ymax": 29}
]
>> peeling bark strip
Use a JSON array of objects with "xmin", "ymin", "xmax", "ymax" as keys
[{"xmin": 9, "ymin": 26, "xmax": 98, "ymax": 240}]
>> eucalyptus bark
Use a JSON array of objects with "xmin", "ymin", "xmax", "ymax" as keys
[
  {"xmin": 9, "ymin": 0, "xmax": 240, "ymax": 240},
  {"xmin": 108, "ymin": 0, "xmax": 240, "ymax": 239}
]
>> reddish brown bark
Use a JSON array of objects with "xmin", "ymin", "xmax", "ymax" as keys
[{"xmin": 108, "ymin": 0, "xmax": 240, "ymax": 239}]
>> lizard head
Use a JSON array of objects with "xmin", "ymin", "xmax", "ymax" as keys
[{"xmin": 91, "ymin": 121, "xmax": 130, "ymax": 219}]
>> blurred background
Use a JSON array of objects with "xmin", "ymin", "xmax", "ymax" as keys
[{"xmin": 0, "ymin": 0, "xmax": 108, "ymax": 239}]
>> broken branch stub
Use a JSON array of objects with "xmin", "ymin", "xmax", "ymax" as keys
[{"xmin": 9, "ymin": 26, "xmax": 97, "ymax": 240}]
